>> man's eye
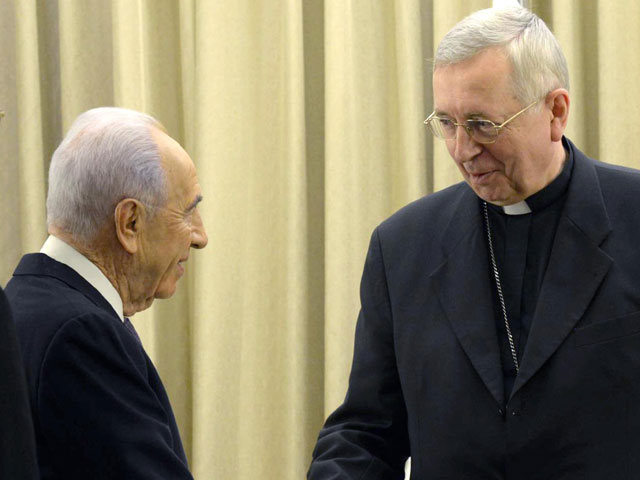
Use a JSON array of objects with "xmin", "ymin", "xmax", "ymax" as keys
[
  {"xmin": 469, "ymin": 120, "xmax": 495, "ymax": 133},
  {"xmin": 438, "ymin": 118, "xmax": 456, "ymax": 133}
]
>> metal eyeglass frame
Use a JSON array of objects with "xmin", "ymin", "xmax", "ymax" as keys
[{"xmin": 424, "ymin": 98, "xmax": 542, "ymax": 144}]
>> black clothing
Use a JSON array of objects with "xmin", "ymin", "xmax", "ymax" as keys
[
  {"xmin": 487, "ymin": 141, "xmax": 575, "ymax": 400},
  {"xmin": 0, "ymin": 286, "xmax": 39, "ymax": 479}
]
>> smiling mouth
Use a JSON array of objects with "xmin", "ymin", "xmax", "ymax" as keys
[{"xmin": 177, "ymin": 260, "xmax": 186, "ymax": 275}]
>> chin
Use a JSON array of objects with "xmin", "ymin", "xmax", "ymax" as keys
[
  {"xmin": 474, "ymin": 187, "xmax": 514, "ymax": 206},
  {"xmin": 154, "ymin": 285, "xmax": 178, "ymax": 299},
  {"xmin": 475, "ymin": 192, "xmax": 505, "ymax": 205},
  {"xmin": 126, "ymin": 297, "xmax": 155, "ymax": 316}
]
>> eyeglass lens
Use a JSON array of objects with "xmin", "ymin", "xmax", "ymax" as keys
[{"xmin": 429, "ymin": 117, "xmax": 498, "ymax": 143}]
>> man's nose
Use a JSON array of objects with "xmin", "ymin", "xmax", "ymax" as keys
[
  {"xmin": 452, "ymin": 125, "xmax": 482, "ymax": 163},
  {"xmin": 190, "ymin": 210, "xmax": 208, "ymax": 249}
]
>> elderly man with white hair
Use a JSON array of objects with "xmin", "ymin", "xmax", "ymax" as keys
[
  {"xmin": 310, "ymin": 6, "xmax": 640, "ymax": 479},
  {"xmin": 6, "ymin": 107, "xmax": 207, "ymax": 479}
]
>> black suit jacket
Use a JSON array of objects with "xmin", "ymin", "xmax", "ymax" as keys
[
  {"xmin": 5, "ymin": 254, "xmax": 193, "ymax": 479},
  {"xmin": 309, "ymin": 139, "xmax": 640, "ymax": 479},
  {"xmin": 0, "ymin": 286, "xmax": 38, "ymax": 479}
]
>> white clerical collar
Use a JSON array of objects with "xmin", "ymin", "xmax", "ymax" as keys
[
  {"xmin": 502, "ymin": 200, "xmax": 532, "ymax": 215},
  {"xmin": 40, "ymin": 235, "xmax": 124, "ymax": 321}
]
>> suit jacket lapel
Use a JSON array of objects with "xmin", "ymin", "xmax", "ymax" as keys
[
  {"xmin": 511, "ymin": 144, "xmax": 612, "ymax": 399},
  {"xmin": 430, "ymin": 186, "xmax": 504, "ymax": 407}
]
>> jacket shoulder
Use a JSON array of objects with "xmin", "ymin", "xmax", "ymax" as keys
[
  {"xmin": 593, "ymin": 158, "xmax": 640, "ymax": 189},
  {"xmin": 6, "ymin": 266, "xmax": 115, "ymax": 333},
  {"xmin": 5, "ymin": 259, "xmax": 142, "ymax": 398},
  {"xmin": 378, "ymin": 181, "xmax": 469, "ymax": 240}
]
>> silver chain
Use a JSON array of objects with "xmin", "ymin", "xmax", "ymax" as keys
[{"xmin": 482, "ymin": 201, "xmax": 519, "ymax": 373}]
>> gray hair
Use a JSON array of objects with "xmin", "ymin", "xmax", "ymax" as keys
[
  {"xmin": 47, "ymin": 107, "xmax": 167, "ymax": 242},
  {"xmin": 434, "ymin": 6, "xmax": 569, "ymax": 106}
]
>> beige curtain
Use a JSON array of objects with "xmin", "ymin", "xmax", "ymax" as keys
[{"xmin": 2, "ymin": 1, "xmax": 640, "ymax": 478}]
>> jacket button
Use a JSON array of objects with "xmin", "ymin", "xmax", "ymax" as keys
[
  {"xmin": 511, "ymin": 410, "xmax": 519, "ymax": 416},
  {"xmin": 498, "ymin": 408, "xmax": 504, "ymax": 416}
]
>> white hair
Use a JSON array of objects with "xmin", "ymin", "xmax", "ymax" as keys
[
  {"xmin": 47, "ymin": 107, "xmax": 167, "ymax": 242},
  {"xmin": 434, "ymin": 6, "xmax": 569, "ymax": 106}
]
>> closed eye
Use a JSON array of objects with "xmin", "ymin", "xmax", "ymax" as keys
[
  {"xmin": 467, "ymin": 119, "xmax": 496, "ymax": 133},
  {"xmin": 186, "ymin": 195, "xmax": 203, "ymax": 214}
]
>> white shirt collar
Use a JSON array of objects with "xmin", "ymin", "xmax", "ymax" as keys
[
  {"xmin": 502, "ymin": 200, "xmax": 532, "ymax": 215},
  {"xmin": 40, "ymin": 235, "xmax": 124, "ymax": 321}
]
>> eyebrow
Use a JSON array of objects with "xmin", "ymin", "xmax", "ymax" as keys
[
  {"xmin": 467, "ymin": 111, "xmax": 493, "ymax": 119},
  {"xmin": 434, "ymin": 110, "xmax": 492, "ymax": 120},
  {"xmin": 186, "ymin": 195, "xmax": 203, "ymax": 212}
]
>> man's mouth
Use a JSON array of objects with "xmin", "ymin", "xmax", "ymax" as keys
[
  {"xmin": 469, "ymin": 170, "xmax": 497, "ymax": 184},
  {"xmin": 177, "ymin": 259, "xmax": 187, "ymax": 275}
]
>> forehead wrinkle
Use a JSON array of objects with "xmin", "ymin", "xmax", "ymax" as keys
[{"xmin": 433, "ymin": 47, "xmax": 517, "ymax": 119}]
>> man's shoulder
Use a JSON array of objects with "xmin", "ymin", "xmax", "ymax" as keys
[
  {"xmin": 591, "ymin": 158, "xmax": 640, "ymax": 188},
  {"xmin": 5, "ymin": 254, "xmax": 128, "ymax": 368},
  {"xmin": 377, "ymin": 181, "xmax": 469, "ymax": 238},
  {"xmin": 572, "ymin": 147, "xmax": 640, "ymax": 213},
  {"xmin": 571, "ymin": 140, "xmax": 640, "ymax": 189},
  {"xmin": 6, "ymin": 254, "xmax": 111, "ymax": 326},
  {"xmin": 8, "ymin": 275, "xmax": 115, "ymax": 332}
]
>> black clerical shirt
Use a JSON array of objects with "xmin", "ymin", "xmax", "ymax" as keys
[{"xmin": 485, "ymin": 139, "xmax": 575, "ymax": 403}]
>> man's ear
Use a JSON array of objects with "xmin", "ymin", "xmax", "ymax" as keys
[
  {"xmin": 547, "ymin": 88, "xmax": 570, "ymax": 142},
  {"xmin": 114, "ymin": 199, "xmax": 145, "ymax": 254}
]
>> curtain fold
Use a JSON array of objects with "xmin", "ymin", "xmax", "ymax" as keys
[
  {"xmin": 188, "ymin": 1, "xmax": 318, "ymax": 476},
  {"xmin": 323, "ymin": 0, "xmax": 431, "ymax": 414},
  {"xmin": 14, "ymin": 0, "xmax": 47, "ymax": 253},
  {"xmin": 58, "ymin": 0, "xmax": 114, "ymax": 127},
  {"xmin": 595, "ymin": 1, "xmax": 640, "ymax": 168},
  {"xmin": 3, "ymin": 1, "xmax": 639, "ymax": 478},
  {"xmin": 0, "ymin": 0, "xmax": 21, "ymax": 279}
]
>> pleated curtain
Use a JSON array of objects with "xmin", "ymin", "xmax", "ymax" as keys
[{"xmin": 2, "ymin": 1, "xmax": 639, "ymax": 478}]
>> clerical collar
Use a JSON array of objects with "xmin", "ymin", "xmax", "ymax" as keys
[
  {"xmin": 502, "ymin": 201, "xmax": 531, "ymax": 215},
  {"xmin": 488, "ymin": 137, "xmax": 574, "ymax": 215}
]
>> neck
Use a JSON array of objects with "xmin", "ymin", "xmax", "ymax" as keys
[
  {"xmin": 48, "ymin": 226, "xmax": 144, "ymax": 316},
  {"xmin": 541, "ymin": 142, "xmax": 568, "ymax": 194}
]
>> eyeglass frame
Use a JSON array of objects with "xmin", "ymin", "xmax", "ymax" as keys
[{"xmin": 424, "ymin": 98, "xmax": 543, "ymax": 144}]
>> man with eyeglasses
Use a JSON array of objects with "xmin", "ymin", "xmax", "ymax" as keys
[{"xmin": 309, "ymin": 6, "xmax": 640, "ymax": 480}]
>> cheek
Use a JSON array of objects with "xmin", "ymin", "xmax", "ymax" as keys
[
  {"xmin": 484, "ymin": 144, "xmax": 516, "ymax": 174},
  {"xmin": 178, "ymin": 227, "xmax": 193, "ymax": 248},
  {"xmin": 168, "ymin": 224, "xmax": 192, "ymax": 248},
  {"xmin": 445, "ymin": 143, "xmax": 467, "ymax": 173},
  {"xmin": 445, "ymin": 141, "xmax": 455, "ymax": 158},
  {"xmin": 454, "ymin": 161, "xmax": 469, "ymax": 179}
]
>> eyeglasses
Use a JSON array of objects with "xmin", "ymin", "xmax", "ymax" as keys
[{"xmin": 424, "ymin": 99, "xmax": 542, "ymax": 144}]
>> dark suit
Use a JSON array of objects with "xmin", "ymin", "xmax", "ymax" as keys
[
  {"xmin": 5, "ymin": 254, "xmax": 193, "ymax": 479},
  {"xmin": 0, "ymin": 286, "xmax": 38, "ymax": 479},
  {"xmin": 309, "ymin": 139, "xmax": 640, "ymax": 479}
]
